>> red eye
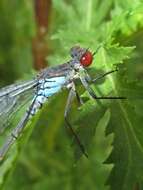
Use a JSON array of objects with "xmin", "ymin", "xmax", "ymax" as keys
[{"xmin": 80, "ymin": 51, "xmax": 93, "ymax": 67}]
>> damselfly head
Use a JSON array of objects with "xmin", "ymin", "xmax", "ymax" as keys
[{"xmin": 70, "ymin": 46, "xmax": 93, "ymax": 67}]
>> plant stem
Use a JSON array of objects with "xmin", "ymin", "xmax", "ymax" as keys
[{"xmin": 32, "ymin": 0, "xmax": 52, "ymax": 70}]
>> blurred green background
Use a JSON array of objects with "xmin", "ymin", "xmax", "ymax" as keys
[{"xmin": 0, "ymin": 1, "xmax": 143, "ymax": 190}]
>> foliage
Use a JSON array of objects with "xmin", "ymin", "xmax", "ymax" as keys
[{"xmin": 0, "ymin": 0, "xmax": 143, "ymax": 190}]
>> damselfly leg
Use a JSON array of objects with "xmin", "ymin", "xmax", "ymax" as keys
[
  {"xmin": 81, "ymin": 69, "xmax": 127, "ymax": 100},
  {"xmin": 64, "ymin": 83, "xmax": 88, "ymax": 158},
  {"xmin": 91, "ymin": 69, "xmax": 118, "ymax": 83},
  {"xmin": 75, "ymin": 89, "xmax": 84, "ymax": 106}
]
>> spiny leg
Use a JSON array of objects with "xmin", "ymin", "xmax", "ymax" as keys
[
  {"xmin": 80, "ymin": 75, "xmax": 127, "ymax": 100},
  {"xmin": 0, "ymin": 97, "xmax": 37, "ymax": 161},
  {"xmin": 84, "ymin": 68, "xmax": 118, "ymax": 84},
  {"xmin": 64, "ymin": 83, "xmax": 88, "ymax": 158},
  {"xmin": 91, "ymin": 69, "xmax": 118, "ymax": 83},
  {"xmin": 81, "ymin": 67, "xmax": 122, "ymax": 97},
  {"xmin": 75, "ymin": 89, "xmax": 84, "ymax": 106}
]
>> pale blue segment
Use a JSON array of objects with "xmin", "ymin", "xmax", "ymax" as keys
[
  {"xmin": 38, "ymin": 76, "xmax": 66, "ymax": 98},
  {"xmin": 36, "ymin": 95, "xmax": 46, "ymax": 103},
  {"xmin": 44, "ymin": 86, "xmax": 61, "ymax": 97},
  {"xmin": 44, "ymin": 76, "xmax": 66, "ymax": 88},
  {"xmin": 44, "ymin": 77, "xmax": 66, "ymax": 97},
  {"xmin": 31, "ymin": 76, "xmax": 66, "ymax": 115},
  {"xmin": 37, "ymin": 89, "xmax": 44, "ymax": 95}
]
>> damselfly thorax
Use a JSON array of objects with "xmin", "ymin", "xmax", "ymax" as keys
[{"xmin": 0, "ymin": 45, "xmax": 126, "ymax": 160}]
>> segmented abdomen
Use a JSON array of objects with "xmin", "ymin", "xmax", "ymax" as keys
[{"xmin": 30, "ymin": 76, "xmax": 66, "ymax": 116}]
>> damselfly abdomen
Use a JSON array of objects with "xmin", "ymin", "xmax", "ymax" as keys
[{"xmin": 0, "ymin": 45, "xmax": 126, "ymax": 160}]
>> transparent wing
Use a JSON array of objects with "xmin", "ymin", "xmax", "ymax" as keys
[
  {"xmin": 0, "ymin": 80, "xmax": 38, "ymax": 112},
  {"xmin": 0, "ymin": 79, "xmax": 38, "ymax": 133}
]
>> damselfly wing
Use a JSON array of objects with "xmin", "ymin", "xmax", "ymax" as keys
[{"xmin": 0, "ymin": 80, "xmax": 38, "ymax": 134}]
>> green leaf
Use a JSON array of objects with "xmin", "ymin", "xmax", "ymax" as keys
[
  {"xmin": 1, "ymin": 0, "xmax": 143, "ymax": 190},
  {"xmin": 105, "ymin": 101, "xmax": 143, "ymax": 190}
]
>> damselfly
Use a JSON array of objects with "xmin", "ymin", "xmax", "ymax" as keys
[{"xmin": 0, "ymin": 45, "xmax": 126, "ymax": 160}]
